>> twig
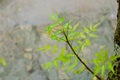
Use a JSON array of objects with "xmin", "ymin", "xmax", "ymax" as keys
[{"xmin": 63, "ymin": 31, "xmax": 103, "ymax": 80}]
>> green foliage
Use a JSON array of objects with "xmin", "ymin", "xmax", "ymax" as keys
[
  {"xmin": 0, "ymin": 57, "xmax": 7, "ymax": 66},
  {"xmin": 38, "ymin": 13, "xmax": 120, "ymax": 80},
  {"xmin": 91, "ymin": 47, "xmax": 117, "ymax": 78},
  {"xmin": 73, "ymin": 65, "xmax": 85, "ymax": 74},
  {"xmin": 38, "ymin": 13, "xmax": 100, "ymax": 76},
  {"xmin": 37, "ymin": 44, "xmax": 51, "ymax": 52}
]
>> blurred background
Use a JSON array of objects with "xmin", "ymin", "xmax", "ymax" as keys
[{"xmin": 0, "ymin": 0, "xmax": 117, "ymax": 80}]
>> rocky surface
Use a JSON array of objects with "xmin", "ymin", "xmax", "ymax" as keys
[
  {"xmin": 0, "ymin": 25, "xmax": 47, "ymax": 80},
  {"xmin": 0, "ymin": 0, "xmax": 117, "ymax": 80}
]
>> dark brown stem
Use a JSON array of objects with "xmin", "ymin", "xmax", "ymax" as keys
[{"xmin": 63, "ymin": 31, "xmax": 103, "ymax": 80}]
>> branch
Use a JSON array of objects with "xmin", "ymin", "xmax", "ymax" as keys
[{"xmin": 63, "ymin": 31, "xmax": 103, "ymax": 80}]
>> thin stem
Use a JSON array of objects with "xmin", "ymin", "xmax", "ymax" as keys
[{"xmin": 63, "ymin": 31, "xmax": 103, "ymax": 80}]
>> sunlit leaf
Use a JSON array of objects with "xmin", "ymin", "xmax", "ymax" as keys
[
  {"xmin": 90, "ymin": 23, "xmax": 100, "ymax": 31},
  {"xmin": 73, "ymin": 23, "xmax": 79, "ymax": 31},
  {"xmin": 78, "ymin": 32, "xmax": 86, "ymax": 39},
  {"xmin": 85, "ymin": 39, "xmax": 91, "ymax": 46},
  {"xmin": 64, "ymin": 22, "xmax": 69, "ymax": 29},
  {"xmin": 88, "ymin": 33, "xmax": 98, "ymax": 38},
  {"xmin": 0, "ymin": 57, "xmax": 7, "ymax": 66},
  {"xmin": 83, "ymin": 27, "xmax": 89, "ymax": 33},
  {"xmin": 73, "ymin": 65, "xmax": 85, "ymax": 74},
  {"xmin": 101, "ymin": 65, "xmax": 105, "ymax": 77},
  {"xmin": 80, "ymin": 44, "xmax": 85, "ymax": 51},
  {"xmin": 68, "ymin": 32, "xmax": 78, "ymax": 40},
  {"xmin": 53, "ymin": 60, "xmax": 59, "ymax": 68},
  {"xmin": 52, "ymin": 45, "xmax": 58, "ymax": 54},
  {"xmin": 76, "ymin": 40, "xmax": 83, "ymax": 45},
  {"xmin": 110, "ymin": 55, "xmax": 120, "ymax": 61},
  {"xmin": 58, "ymin": 17, "xmax": 65, "ymax": 24},
  {"xmin": 49, "ymin": 13, "xmax": 58, "ymax": 21},
  {"xmin": 92, "ymin": 76, "xmax": 97, "ymax": 80},
  {"xmin": 51, "ymin": 34, "xmax": 58, "ymax": 40},
  {"xmin": 92, "ymin": 23, "xmax": 100, "ymax": 31},
  {"xmin": 73, "ymin": 46, "xmax": 79, "ymax": 51},
  {"xmin": 66, "ymin": 57, "xmax": 78, "ymax": 72},
  {"xmin": 94, "ymin": 67, "xmax": 100, "ymax": 75},
  {"xmin": 54, "ymin": 30, "xmax": 62, "ymax": 35},
  {"xmin": 48, "ymin": 23, "xmax": 59, "ymax": 29},
  {"xmin": 108, "ymin": 62, "xmax": 114, "ymax": 73},
  {"xmin": 43, "ymin": 62, "xmax": 52, "ymax": 69},
  {"xmin": 37, "ymin": 45, "xmax": 51, "ymax": 52}
]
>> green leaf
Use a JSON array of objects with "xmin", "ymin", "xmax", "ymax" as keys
[
  {"xmin": 68, "ymin": 32, "xmax": 78, "ymax": 40},
  {"xmin": 78, "ymin": 32, "xmax": 86, "ymax": 39},
  {"xmin": 37, "ymin": 44, "xmax": 51, "ymax": 52},
  {"xmin": 73, "ymin": 65, "xmax": 85, "ymax": 74},
  {"xmin": 73, "ymin": 46, "xmax": 79, "ymax": 51},
  {"xmin": 58, "ymin": 48, "xmax": 67, "ymax": 62},
  {"xmin": 88, "ymin": 33, "xmax": 98, "ymax": 38},
  {"xmin": 49, "ymin": 13, "xmax": 58, "ymax": 21},
  {"xmin": 46, "ymin": 23, "xmax": 60, "ymax": 35},
  {"xmin": 59, "ymin": 36, "xmax": 65, "ymax": 41},
  {"xmin": 92, "ymin": 23, "xmax": 100, "ymax": 31},
  {"xmin": 64, "ymin": 22, "xmax": 69, "ymax": 29},
  {"xmin": 66, "ymin": 53, "xmax": 74, "ymax": 58},
  {"xmin": 62, "ymin": 59, "xmax": 71, "ymax": 67},
  {"xmin": 58, "ymin": 17, "xmax": 65, "ymax": 24},
  {"xmin": 60, "ymin": 47, "xmax": 66, "ymax": 55},
  {"xmin": 48, "ymin": 23, "xmax": 59, "ymax": 29},
  {"xmin": 52, "ymin": 45, "xmax": 58, "ymax": 54},
  {"xmin": 46, "ymin": 45, "xmax": 51, "ymax": 51},
  {"xmin": 54, "ymin": 30, "xmax": 62, "ymax": 35},
  {"xmin": 66, "ymin": 57, "xmax": 78, "ymax": 72},
  {"xmin": 43, "ymin": 62, "xmax": 52, "ymax": 69},
  {"xmin": 110, "ymin": 55, "xmax": 120, "ymax": 61},
  {"xmin": 46, "ymin": 26, "xmax": 52, "ymax": 33},
  {"xmin": 80, "ymin": 44, "xmax": 85, "ymax": 51},
  {"xmin": 85, "ymin": 39, "xmax": 91, "ymax": 46},
  {"xmin": 63, "ymin": 20, "xmax": 72, "ymax": 29},
  {"xmin": 83, "ymin": 27, "xmax": 89, "ymax": 33},
  {"xmin": 89, "ymin": 23, "xmax": 99, "ymax": 31},
  {"xmin": 108, "ymin": 62, "xmax": 114, "ymax": 73},
  {"xmin": 76, "ymin": 40, "xmax": 83, "ymax": 44},
  {"xmin": 104, "ymin": 50, "xmax": 109, "ymax": 60},
  {"xmin": 53, "ymin": 60, "xmax": 58, "ymax": 68},
  {"xmin": 101, "ymin": 65, "xmax": 105, "ymax": 77},
  {"xmin": 51, "ymin": 34, "xmax": 58, "ymax": 40},
  {"xmin": 0, "ymin": 57, "xmax": 7, "ymax": 66},
  {"xmin": 73, "ymin": 23, "xmax": 79, "ymax": 31},
  {"xmin": 92, "ymin": 76, "xmax": 97, "ymax": 80},
  {"xmin": 94, "ymin": 67, "xmax": 100, "ymax": 75}
]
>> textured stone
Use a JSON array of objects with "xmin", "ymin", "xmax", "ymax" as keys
[
  {"xmin": 24, "ymin": 48, "xmax": 33, "ymax": 52},
  {"xmin": 24, "ymin": 53, "xmax": 33, "ymax": 60},
  {"xmin": 25, "ymin": 64, "xmax": 33, "ymax": 72},
  {"xmin": 0, "ymin": 0, "xmax": 116, "ymax": 80}
]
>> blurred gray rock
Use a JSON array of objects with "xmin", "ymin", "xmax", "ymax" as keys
[
  {"xmin": 0, "ymin": 24, "xmax": 49, "ymax": 80},
  {"xmin": 0, "ymin": 0, "xmax": 117, "ymax": 80}
]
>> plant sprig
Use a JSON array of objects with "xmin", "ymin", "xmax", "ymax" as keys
[{"xmin": 39, "ymin": 14, "xmax": 104, "ymax": 80}]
